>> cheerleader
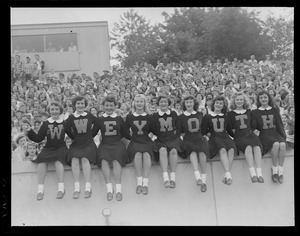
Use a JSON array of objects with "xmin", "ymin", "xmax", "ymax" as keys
[
  {"xmin": 151, "ymin": 95, "xmax": 182, "ymax": 188},
  {"xmin": 177, "ymin": 96, "xmax": 209, "ymax": 192},
  {"xmin": 227, "ymin": 92, "xmax": 264, "ymax": 183},
  {"xmin": 26, "ymin": 101, "xmax": 73, "ymax": 200},
  {"xmin": 202, "ymin": 95, "xmax": 236, "ymax": 185},
  {"xmin": 91, "ymin": 95, "xmax": 130, "ymax": 201},
  {"xmin": 65, "ymin": 96, "xmax": 97, "ymax": 199},
  {"xmin": 251, "ymin": 91, "xmax": 286, "ymax": 184},
  {"xmin": 125, "ymin": 94, "xmax": 154, "ymax": 195}
]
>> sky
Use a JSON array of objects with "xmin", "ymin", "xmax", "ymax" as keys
[{"xmin": 10, "ymin": 7, "xmax": 293, "ymax": 65}]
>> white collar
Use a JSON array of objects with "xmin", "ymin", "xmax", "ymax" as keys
[
  {"xmin": 233, "ymin": 109, "xmax": 247, "ymax": 114},
  {"xmin": 158, "ymin": 109, "xmax": 171, "ymax": 116},
  {"xmin": 133, "ymin": 112, "xmax": 147, "ymax": 117},
  {"xmin": 183, "ymin": 110, "xmax": 197, "ymax": 116},
  {"xmin": 103, "ymin": 112, "xmax": 117, "ymax": 118},
  {"xmin": 210, "ymin": 111, "xmax": 224, "ymax": 117},
  {"xmin": 48, "ymin": 116, "xmax": 64, "ymax": 123},
  {"xmin": 73, "ymin": 111, "xmax": 87, "ymax": 118},
  {"xmin": 258, "ymin": 106, "xmax": 272, "ymax": 111}
]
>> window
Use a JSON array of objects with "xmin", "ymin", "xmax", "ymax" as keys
[
  {"xmin": 45, "ymin": 34, "xmax": 78, "ymax": 52},
  {"xmin": 12, "ymin": 33, "xmax": 78, "ymax": 53},
  {"xmin": 12, "ymin": 35, "xmax": 44, "ymax": 53}
]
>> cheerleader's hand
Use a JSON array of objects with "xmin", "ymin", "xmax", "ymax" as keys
[{"xmin": 253, "ymin": 129, "xmax": 260, "ymax": 136}]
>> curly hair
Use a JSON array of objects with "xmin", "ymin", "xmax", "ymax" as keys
[
  {"xmin": 102, "ymin": 95, "xmax": 118, "ymax": 106},
  {"xmin": 256, "ymin": 90, "xmax": 275, "ymax": 108},
  {"xmin": 229, "ymin": 92, "xmax": 251, "ymax": 110},
  {"xmin": 182, "ymin": 95, "xmax": 199, "ymax": 111},
  {"xmin": 211, "ymin": 95, "xmax": 228, "ymax": 114},
  {"xmin": 132, "ymin": 94, "xmax": 149, "ymax": 113},
  {"xmin": 72, "ymin": 95, "xmax": 88, "ymax": 107}
]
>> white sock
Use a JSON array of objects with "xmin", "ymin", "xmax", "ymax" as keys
[
  {"xmin": 256, "ymin": 168, "xmax": 263, "ymax": 177},
  {"xmin": 58, "ymin": 182, "xmax": 64, "ymax": 192},
  {"xmin": 225, "ymin": 172, "xmax": 232, "ymax": 179},
  {"xmin": 201, "ymin": 174, "xmax": 206, "ymax": 184},
  {"xmin": 142, "ymin": 178, "xmax": 149, "ymax": 187},
  {"xmin": 170, "ymin": 172, "xmax": 176, "ymax": 181},
  {"xmin": 106, "ymin": 183, "xmax": 113, "ymax": 193},
  {"xmin": 74, "ymin": 182, "xmax": 80, "ymax": 192},
  {"xmin": 272, "ymin": 165, "xmax": 279, "ymax": 174},
  {"xmin": 278, "ymin": 166, "xmax": 284, "ymax": 176},
  {"xmin": 38, "ymin": 184, "xmax": 44, "ymax": 193},
  {"xmin": 85, "ymin": 182, "xmax": 91, "ymax": 192},
  {"xmin": 137, "ymin": 176, "xmax": 143, "ymax": 186},
  {"xmin": 116, "ymin": 184, "xmax": 122, "ymax": 193},
  {"xmin": 249, "ymin": 167, "xmax": 256, "ymax": 177},
  {"xmin": 194, "ymin": 171, "xmax": 201, "ymax": 180},
  {"xmin": 163, "ymin": 172, "xmax": 169, "ymax": 182}
]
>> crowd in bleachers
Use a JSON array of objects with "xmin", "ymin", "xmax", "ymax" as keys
[{"xmin": 11, "ymin": 53, "xmax": 294, "ymax": 161}]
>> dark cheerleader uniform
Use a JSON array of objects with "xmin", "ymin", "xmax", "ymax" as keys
[
  {"xmin": 64, "ymin": 111, "xmax": 97, "ymax": 164},
  {"xmin": 177, "ymin": 110, "xmax": 209, "ymax": 159},
  {"xmin": 251, "ymin": 106, "xmax": 286, "ymax": 154},
  {"xmin": 27, "ymin": 116, "xmax": 73, "ymax": 164},
  {"xmin": 202, "ymin": 112, "xmax": 237, "ymax": 159},
  {"xmin": 124, "ymin": 112, "xmax": 155, "ymax": 162},
  {"xmin": 92, "ymin": 112, "xmax": 130, "ymax": 167},
  {"xmin": 151, "ymin": 109, "xmax": 182, "ymax": 153},
  {"xmin": 227, "ymin": 109, "xmax": 262, "ymax": 153}
]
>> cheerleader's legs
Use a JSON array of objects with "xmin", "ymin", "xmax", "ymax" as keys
[
  {"xmin": 36, "ymin": 163, "xmax": 47, "ymax": 200},
  {"xmin": 54, "ymin": 161, "xmax": 64, "ymax": 184},
  {"xmin": 101, "ymin": 159, "xmax": 111, "ymax": 184},
  {"xmin": 142, "ymin": 152, "xmax": 151, "ymax": 178},
  {"xmin": 113, "ymin": 160, "xmax": 123, "ymax": 200},
  {"xmin": 219, "ymin": 148, "xmax": 230, "ymax": 173},
  {"xmin": 278, "ymin": 142, "xmax": 286, "ymax": 183},
  {"xmin": 159, "ymin": 147, "xmax": 170, "ymax": 186},
  {"xmin": 71, "ymin": 158, "xmax": 80, "ymax": 183},
  {"xmin": 134, "ymin": 152, "xmax": 143, "ymax": 180},
  {"xmin": 244, "ymin": 146, "xmax": 257, "ymax": 181},
  {"xmin": 169, "ymin": 148, "xmax": 178, "ymax": 173},
  {"xmin": 112, "ymin": 160, "xmax": 122, "ymax": 184},
  {"xmin": 228, "ymin": 148, "xmax": 234, "ymax": 170},
  {"xmin": 219, "ymin": 148, "xmax": 233, "ymax": 185},
  {"xmin": 81, "ymin": 158, "xmax": 92, "ymax": 195},
  {"xmin": 37, "ymin": 163, "xmax": 47, "ymax": 185},
  {"xmin": 278, "ymin": 142, "xmax": 286, "ymax": 167},
  {"xmin": 169, "ymin": 148, "xmax": 178, "ymax": 187},
  {"xmin": 271, "ymin": 142, "xmax": 280, "ymax": 167},
  {"xmin": 54, "ymin": 161, "xmax": 65, "ymax": 198}
]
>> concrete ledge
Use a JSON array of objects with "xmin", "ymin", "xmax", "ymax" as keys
[{"xmin": 11, "ymin": 148, "xmax": 294, "ymax": 174}]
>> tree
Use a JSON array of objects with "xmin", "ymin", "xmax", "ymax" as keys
[
  {"xmin": 110, "ymin": 9, "xmax": 162, "ymax": 67},
  {"xmin": 262, "ymin": 13, "xmax": 294, "ymax": 60}
]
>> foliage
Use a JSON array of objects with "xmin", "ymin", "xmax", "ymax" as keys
[{"xmin": 110, "ymin": 7, "xmax": 293, "ymax": 66}]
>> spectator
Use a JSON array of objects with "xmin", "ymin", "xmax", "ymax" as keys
[
  {"xmin": 47, "ymin": 42, "xmax": 56, "ymax": 52},
  {"xmin": 68, "ymin": 41, "xmax": 77, "ymax": 51}
]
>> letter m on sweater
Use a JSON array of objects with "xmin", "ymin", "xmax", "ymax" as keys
[{"xmin": 159, "ymin": 117, "xmax": 173, "ymax": 132}]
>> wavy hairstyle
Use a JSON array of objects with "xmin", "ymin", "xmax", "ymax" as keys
[
  {"xmin": 132, "ymin": 94, "xmax": 149, "ymax": 113},
  {"xmin": 182, "ymin": 95, "xmax": 199, "ymax": 111},
  {"xmin": 256, "ymin": 90, "xmax": 275, "ymax": 108},
  {"xmin": 211, "ymin": 95, "xmax": 228, "ymax": 114},
  {"xmin": 72, "ymin": 95, "xmax": 88, "ymax": 107},
  {"xmin": 229, "ymin": 92, "xmax": 251, "ymax": 110},
  {"xmin": 47, "ymin": 101, "xmax": 64, "ymax": 115}
]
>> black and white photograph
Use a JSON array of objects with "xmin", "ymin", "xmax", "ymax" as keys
[{"xmin": 9, "ymin": 6, "xmax": 294, "ymax": 227}]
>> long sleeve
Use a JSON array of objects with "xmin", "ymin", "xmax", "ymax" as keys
[
  {"xmin": 201, "ymin": 114, "xmax": 209, "ymax": 136},
  {"xmin": 64, "ymin": 120, "xmax": 75, "ymax": 139},
  {"xmin": 274, "ymin": 107, "xmax": 287, "ymax": 140},
  {"xmin": 91, "ymin": 118, "xmax": 100, "ymax": 137},
  {"xmin": 121, "ymin": 116, "xmax": 132, "ymax": 140},
  {"xmin": 250, "ymin": 110, "xmax": 257, "ymax": 131},
  {"xmin": 27, "ymin": 122, "xmax": 47, "ymax": 143}
]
